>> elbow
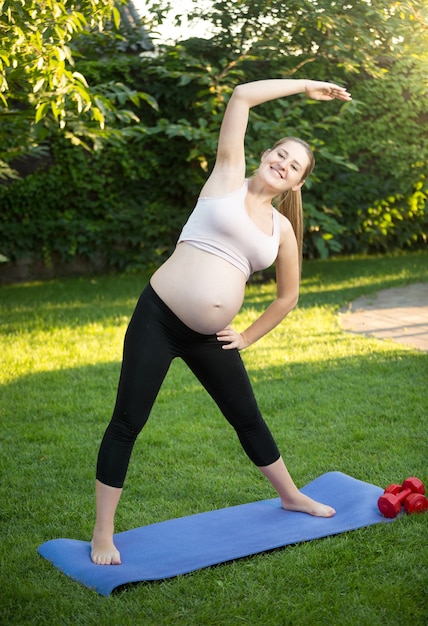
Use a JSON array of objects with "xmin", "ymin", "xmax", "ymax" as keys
[
  {"xmin": 232, "ymin": 84, "xmax": 253, "ymax": 108},
  {"xmin": 288, "ymin": 293, "xmax": 299, "ymax": 313},
  {"xmin": 277, "ymin": 293, "xmax": 298, "ymax": 318},
  {"xmin": 233, "ymin": 84, "xmax": 246, "ymax": 98}
]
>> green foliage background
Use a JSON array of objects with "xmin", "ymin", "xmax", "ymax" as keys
[{"xmin": 0, "ymin": 0, "xmax": 427, "ymax": 276}]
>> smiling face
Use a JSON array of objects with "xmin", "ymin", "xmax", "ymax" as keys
[{"xmin": 259, "ymin": 139, "xmax": 314, "ymax": 193}]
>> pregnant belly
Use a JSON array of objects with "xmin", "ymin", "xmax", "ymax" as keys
[{"xmin": 150, "ymin": 244, "xmax": 247, "ymax": 334}]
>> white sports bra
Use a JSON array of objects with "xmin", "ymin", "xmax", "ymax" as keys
[{"xmin": 177, "ymin": 180, "xmax": 280, "ymax": 280}]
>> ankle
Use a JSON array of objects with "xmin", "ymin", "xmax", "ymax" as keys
[{"xmin": 92, "ymin": 523, "xmax": 114, "ymax": 540}]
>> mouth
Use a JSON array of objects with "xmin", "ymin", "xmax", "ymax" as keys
[{"xmin": 270, "ymin": 166, "xmax": 284, "ymax": 179}]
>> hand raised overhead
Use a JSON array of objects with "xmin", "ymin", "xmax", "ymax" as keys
[{"xmin": 304, "ymin": 80, "xmax": 352, "ymax": 101}]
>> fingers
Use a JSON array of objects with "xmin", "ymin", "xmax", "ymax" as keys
[
  {"xmin": 216, "ymin": 327, "xmax": 244, "ymax": 350},
  {"xmin": 329, "ymin": 85, "xmax": 352, "ymax": 100},
  {"xmin": 318, "ymin": 86, "xmax": 351, "ymax": 101},
  {"xmin": 306, "ymin": 81, "xmax": 352, "ymax": 101},
  {"xmin": 216, "ymin": 327, "xmax": 236, "ymax": 344},
  {"xmin": 220, "ymin": 341, "xmax": 237, "ymax": 350},
  {"xmin": 216, "ymin": 326, "xmax": 234, "ymax": 338}
]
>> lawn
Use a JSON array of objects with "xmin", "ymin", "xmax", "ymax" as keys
[{"xmin": 1, "ymin": 251, "xmax": 427, "ymax": 625}]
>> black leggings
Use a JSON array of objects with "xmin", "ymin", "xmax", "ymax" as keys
[{"xmin": 96, "ymin": 284, "xmax": 280, "ymax": 488}]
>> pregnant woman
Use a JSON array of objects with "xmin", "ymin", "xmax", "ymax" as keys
[{"xmin": 91, "ymin": 78, "xmax": 352, "ymax": 565}]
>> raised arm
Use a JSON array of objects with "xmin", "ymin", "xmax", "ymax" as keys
[{"xmin": 200, "ymin": 79, "xmax": 351, "ymax": 197}]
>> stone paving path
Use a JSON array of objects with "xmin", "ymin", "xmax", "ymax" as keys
[{"xmin": 339, "ymin": 283, "xmax": 428, "ymax": 353}]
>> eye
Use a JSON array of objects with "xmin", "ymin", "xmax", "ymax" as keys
[
  {"xmin": 278, "ymin": 150, "xmax": 286, "ymax": 159},
  {"xmin": 291, "ymin": 164, "xmax": 298, "ymax": 171}
]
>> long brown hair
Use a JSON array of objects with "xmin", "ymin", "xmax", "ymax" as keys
[{"xmin": 273, "ymin": 137, "xmax": 315, "ymax": 271}]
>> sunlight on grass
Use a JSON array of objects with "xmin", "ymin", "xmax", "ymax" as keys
[
  {"xmin": 1, "ymin": 252, "xmax": 427, "ymax": 625},
  {"xmin": 2, "ymin": 323, "xmax": 126, "ymax": 382}
]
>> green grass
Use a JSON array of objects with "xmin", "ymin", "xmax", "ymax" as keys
[{"xmin": 1, "ymin": 251, "xmax": 427, "ymax": 626}]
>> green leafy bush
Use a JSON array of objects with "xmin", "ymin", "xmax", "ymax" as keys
[
  {"xmin": 1, "ymin": 44, "xmax": 426, "ymax": 277},
  {"xmin": 321, "ymin": 57, "xmax": 428, "ymax": 254}
]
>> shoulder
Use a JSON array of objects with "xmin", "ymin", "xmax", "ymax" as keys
[
  {"xmin": 276, "ymin": 213, "xmax": 298, "ymax": 259},
  {"xmin": 277, "ymin": 212, "xmax": 296, "ymax": 239},
  {"xmin": 199, "ymin": 172, "xmax": 247, "ymax": 199}
]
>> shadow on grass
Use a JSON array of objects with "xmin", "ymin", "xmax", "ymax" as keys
[
  {"xmin": 248, "ymin": 279, "xmax": 428, "ymax": 312},
  {"xmin": 1, "ymin": 347, "xmax": 426, "ymax": 619},
  {"xmin": 3, "ymin": 346, "xmax": 426, "ymax": 507},
  {"xmin": 250, "ymin": 251, "xmax": 428, "ymax": 308},
  {"xmin": 1, "ymin": 252, "xmax": 428, "ymax": 332}
]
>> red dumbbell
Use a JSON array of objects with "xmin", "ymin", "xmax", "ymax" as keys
[
  {"xmin": 404, "ymin": 492, "xmax": 428, "ymax": 514},
  {"xmin": 378, "ymin": 477, "xmax": 428, "ymax": 518}
]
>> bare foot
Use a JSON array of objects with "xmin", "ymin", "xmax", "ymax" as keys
[
  {"xmin": 281, "ymin": 492, "xmax": 336, "ymax": 518},
  {"xmin": 91, "ymin": 535, "xmax": 121, "ymax": 565}
]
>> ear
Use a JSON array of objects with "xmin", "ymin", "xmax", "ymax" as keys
[{"xmin": 292, "ymin": 179, "xmax": 305, "ymax": 191}]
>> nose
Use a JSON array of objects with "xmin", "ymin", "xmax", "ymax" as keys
[{"xmin": 277, "ymin": 159, "xmax": 288, "ymax": 174}]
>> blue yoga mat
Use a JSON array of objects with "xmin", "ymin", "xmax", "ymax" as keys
[{"xmin": 38, "ymin": 472, "xmax": 393, "ymax": 595}]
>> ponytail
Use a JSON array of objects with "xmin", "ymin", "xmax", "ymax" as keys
[{"xmin": 277, "ymin": 188, "xmax": 304, "ymax": 272}]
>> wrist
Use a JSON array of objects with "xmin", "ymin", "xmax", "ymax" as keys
[
  {"xmin": 302, "ymin": 79, "xmax": 311, "ymax": 94},
  {"xmin": 240, "ymin": 332, "xmax": 251, "ymax": 349},
  {"xmin": 285, "ymin": 79, "xmax": 308, "ymax": 95}
]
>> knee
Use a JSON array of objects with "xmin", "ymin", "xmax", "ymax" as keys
[
  {"xmin": 108, "ymin": 411, "xmax": 146, "ymax": 443},
  {"xmin": 231, "ymin": 408, "xmax": 264, "ymax": 435}
]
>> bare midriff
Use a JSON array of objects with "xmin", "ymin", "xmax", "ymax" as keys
[{"xmin": 150, "ymin": 242, "xmax": 247, "ymax": 334}]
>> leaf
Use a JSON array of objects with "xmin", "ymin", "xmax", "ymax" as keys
[
  {"xmin": 52, "ymin": 2, "xmax": 63, "ymax": 19},
  {"xmin": 72, "ymin": 71, "xmax": 89, "ymax": 87},
  {"xmin": 33, "ymin": 77, "xmax": 45, "ymax": 93},
  {"xmin": 138, "ymin": 92, "xmax": 159, "ymax": 111},
  {"xmin": 35, "ymin": 101, "xmax": 49, "ymax": 123},
  {"xmin": 112, "ymin": 6, "xmax": 121, "ymax": 30},
  {"xmin": 51, "ymin": 100, "xmax": 60, "ymax": 120},
  {"xmin": 0, "ymin": 52, "xmax": 10, "ymax": 66},
  {"xmin": 92, "ymin": 107, "xmax": 105, "ymax": 130}
]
